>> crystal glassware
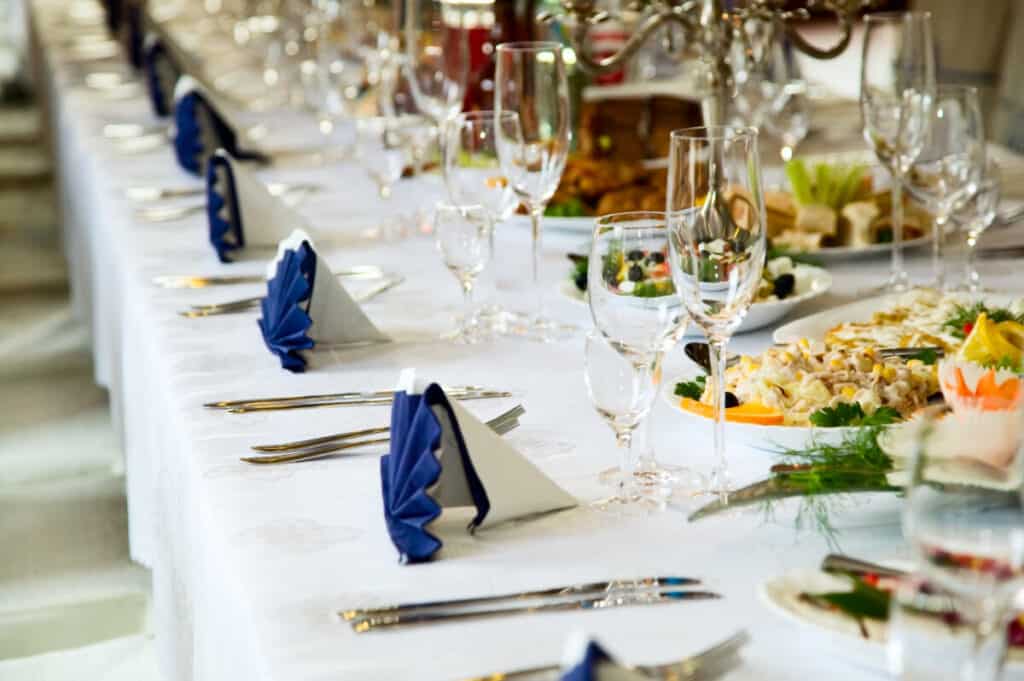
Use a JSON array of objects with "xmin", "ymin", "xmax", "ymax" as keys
[
  {"xmin": 494, "ymin": 41, "xmax": 572, "ymax": 342},
  {"xmin": 583, "ymin": 331, "xmax": 658, "ymax": 511},
  {"xmin": 588, "ymin": 211, "xmax": 690, "ymax": 492},
  {"xmin": 958, "ymin": 162, "xmax": 1001, "ymax": 295},
  {"xmin": 433, "ymin": 203, "xmax": 494, "ymax": 343},
  {"xmin": 355, "ymin": 115, "xmax": 409, "ymax": 200},
  {"xmin": 896, "ymin": 405, "xmax": 1024, "ymax": 681},
  {"xmin": 904, "ymin": 85, "xmax": 985, "ymax": 290},
  {"xmin": 666, "ymin": 126, "xmax": 767, "ymax": 499},
  {"xmin": 402, "ymin": 0, "xmax": 467, "ymax": 128},
  {"xmin": 861, "ymin": 11, "xmax": 936, "ymax": 292}
]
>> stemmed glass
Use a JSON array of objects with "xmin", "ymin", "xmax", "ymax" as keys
[
  {"xmin": 735, "ymin": 36, "xmax": 809, "ymax": 163},
  {"xmin": 861, "ymin": 11, "xmax": 936, "ymax": 292},
  {"xmin": 433, "ymin": 203, "xmax": 493, "ymax": 343},
  {"xmin": 666, "ymin": 126, "xmax": 767, "ymax": 499},
  {"xmin": 904, "ymin": 85, "xmax": 985, "ymax": 290},
  {"xmin": 444, "ymin": 111, "xmax": 521, "ymax": 330},
  {"xmin": 314, "ymin": 25, "xmax": 367, "ymax": 153},
  {"xmin": 958, "ymin": 162, "xmax": 1001, "ymax": 295},
  {"xmin": 402, "ymin": 0, "xmax": 467, "ymax": 128},
  {"xmin": 588, "ymin": 212, "xmax": 689, "ymax": 494},
  {"xmin": 494, "ymin": 41, "xmax": 572, "ymax": 342},
  {"xmin": 355, "ymin": 116, "xmax": 408, "ymax": 200},
  {"xmin": 894, "ymin": 406, "xmax": 1024, "ymax": 681},
  {"xmin": 583, "ymin": 332, "xmax": 658, "ymax": 511}
]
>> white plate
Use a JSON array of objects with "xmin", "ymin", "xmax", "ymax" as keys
[
  {"xmin": 772, "ymin": 291, "xmax": 1019, "ymax": 346},
  {"xmin": 759, "ymin": 566, "xmax": 1024, "ymax": 674},
  {"xmin": 561, "ymin": 265, "xmax": 833, "ymax": 338},
  {"xmin": 807, "ymin": 233, "xmax": 932, "ymax": 261},
  {"xmin": 662, "ymin": 364, "xmax": 859, "ymax": 453}
]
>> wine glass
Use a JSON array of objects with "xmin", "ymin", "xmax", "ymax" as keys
[
  {"xmin": 494, "ymin": 41, "xmax": 572, "ymax": 342},
  {"xmin": 666, "ymin": 126, "xmax": 767, "ymax": 499},
  {"xmin": 583, "ymin": 331, "xmax": 659, "ymax": 512},
  {"xmin": 735, "ymin": 36, "xmax": 809, "ymax": 163},
  {"xmin": 355, "ymin": 116, "xmax": 409, "ymax": 200},
  {"xmin": 314, "ymin": 23, "xmax": 367, "ymax": 152},
  {"xmin": 433, "ymin": 203, "xmax": 493, "ymax": 343},
  {"xmin": 444, "ymin": 111, "xmax": 521, "ymax": 331},
  {"xmin": 861, "ymin": 11, "xmax": 935, "ymax": 293},
  {"xmin": 588, "ymin": 212, "xmax": 690, "ymax": 492},
  {"xmin": 958, "ymin": 162, "xmax": 1001, "ymax": 295},
  {"xmin": 896, "ymin": 405, "xmax": 1024, "ymax": 681},
  {"xmin": 402, "ymin": 0, "xmax": 467, "ymax": 128},
  {"xmin": 904, "ymin": 85, "xmax": 985, "ymax": 290}
]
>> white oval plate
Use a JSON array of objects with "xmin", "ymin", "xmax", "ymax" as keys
[
  {"xmin": 661, "ymin": 364, "xmax": 859, "ymax": 453},
  {"xmin": 759, "ymin": 565, "xmax": 1024, "ymax": 674},
  {"xmin": 772, "ymin": 291, "xmax": 1019, "ymax": 346},
  {"xmin": 561, "ymin": 264, "xmax": 833, "ymax": 338}
]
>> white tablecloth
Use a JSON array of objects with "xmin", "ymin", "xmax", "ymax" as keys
[{"xmin": 27, "ymin": 3, "xmax": 1024, "ymax": 680}]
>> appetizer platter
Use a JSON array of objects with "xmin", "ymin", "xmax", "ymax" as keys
[
  {"xmin": 562, "ymin": 253, "xmax": 832, "ymax": 335},
  {"xmin": 668, "ymin": 289, "xmax": 1024, "ymax": 449},
  {"xmin": 760, "ymin": 565, "xmax": 1024, "ymax": 674}
]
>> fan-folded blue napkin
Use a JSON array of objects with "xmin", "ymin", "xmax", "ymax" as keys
[
  {"xmin": 142, "ymin": 36, "xmax": 179, "ymax": 118},
  {"xmin": 381, "ymin": 372, "xmax": 577, "ymax": 564},
  {"xmin": 560, "ymin": 637, "xmax": 647, "ymax": 681},
  {"xmin": 173, "ymin": 76, "xmax": 266, "ymax": 176},
  {"xmin": 122, "ymin": 3, "xmax": 144, "ymax": 68},
  {"xmin": 258, "ymin": 231, "xmax": 388, "ymax": 372},
  {"xmin": 206, "ymin": 149, "xmax": 316, "ymax": 263}
]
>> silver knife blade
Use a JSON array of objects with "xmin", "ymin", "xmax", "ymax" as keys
[{"xmin": 352, "ymin": 590, "xmax": 719, "ymax": 632}]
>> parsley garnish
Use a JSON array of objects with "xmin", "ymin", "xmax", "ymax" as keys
[
  {"xmin": 674, "ymin": 376, "xmax": 707, "ymax": 400},
  {"xmin": 907, "ymin": 348, "xmax": 939, "ymax": 365},
  {"xmin": 809, "ymin": 402, "xmax": 901, "ymax": 427},
  {"xmin": 943, "ymin": 302, "xmax": 1024, "ymax": 339}
]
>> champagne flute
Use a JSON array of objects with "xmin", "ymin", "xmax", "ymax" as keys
[
  {"xmin": 494, "ymin": 41, "xmax": 572, "ymax": 342},
  {"xmin": 861, "ymin": 11, "xmax": 936, "ymax": 292},
  {"xmin": 434, "ymin": 203, "xmax": 493, "ymax": 343},
  {"xmin": 904, "ymin": 85, "xmax": 985, "ymax": 290},
  {"xmin": 666, "ymin": 126, "xmax": 767, "ymax": 499}
]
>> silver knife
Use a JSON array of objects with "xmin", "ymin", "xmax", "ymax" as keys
[
  {"xmin": 351, "ymin": 589, "xmax": 719, "ymax": 633},
  {"xmin": 341, "ymin": 576, "xmax": 701, "ymax": 621}
]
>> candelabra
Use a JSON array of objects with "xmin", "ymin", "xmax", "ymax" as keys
[{"xmin": 538, "ymin": 0, "xmax": 872, "ymax": 127}]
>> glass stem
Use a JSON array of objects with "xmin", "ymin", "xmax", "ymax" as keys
[
  {"xmin": 461, "ymin": 276, "xmax": 475, "ymax": 332},
  {"xmin": 891, "ymin": 174, "xmax": 906, "ymax": 288},
  {"xmin": 707, "ymin": 336, "xmax": 730, "ymax": 501},
  {"xmin": 615, "ymin": 428, "xmax": 635, "ymax": 500},
  {"xmin": 932, "ymin": 212, "xmax": 948, "ymax": 289},
  {"xmin": 635, "ymin": 352, "xmax": 664, "ymax": 474},
  {"xmin": 965, "ymin": 230, "xmax": 980, "ymax": 296},
  {"xmin": 962, "ymin": 599, "xmax": 1007, "ymax": 681},
  {"xmin": 528, "ymin": 204, "xmax": 545, "ymax": 322}
]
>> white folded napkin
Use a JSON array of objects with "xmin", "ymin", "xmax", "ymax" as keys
[
  {"xmin": 207, "ymin": 149, "xmax": 317, "ymax": 262},
  {"xmin": 380, "ymin": 369, "xmax": 577, "ymax": 563},
  {"xmin": 258, "ymin": 231, "xmax": 388, "ymax": 372}
]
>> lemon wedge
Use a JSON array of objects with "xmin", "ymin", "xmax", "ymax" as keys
[
  {"xmin": 996, "ymin": 320, "xmax": 1024, "ymax": 351},
  {"xmin": 961, "ymin": 313, "xmax": 1023, "ymax": 366}
]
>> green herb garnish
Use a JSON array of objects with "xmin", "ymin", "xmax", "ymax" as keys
[
  {"xmin": 545, "ymin": 197, "xmax": 588, "ymax": 218},
  {"xmin": 567, "ymin": 254, "xmax": 588, "ymax": 292},
  {"xmin": 765, "ymin": 245, "xmax": 823, "ymax": 267},
  {"xmin": 943, "ymin": 302, "xmax": 1024, "ymax": 339},
  {"xmin": 809, "ymin": 402, "xmax": 901, "ymax": 427},
  {"xmin": 632, "ymin": 279, "xmax": 675, "ymax": 297},
  {"xmin": 907, "ymin": 348, "xmax": 939, "ymax": 365},
  {"xmin": 784, "ymin": 159, "xmax": 868, "ymax": 210},
  {"xmin": 803, "ymin": 577, "xmax": 892, "ymax": 622},
  {"xmin": 674, "ymin": 376, "xmax": 707, "ymax": 400}
]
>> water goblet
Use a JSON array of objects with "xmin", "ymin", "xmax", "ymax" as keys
[{"xmin": 433, "ymin": 203, "xmax": 493, "ymax": 344}]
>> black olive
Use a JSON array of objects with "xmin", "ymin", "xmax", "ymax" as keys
[
  {"xmin": 574, "ymin": 272, "xmax": 588, "ymax": 292},
  {"xmin": 724, "ymin": 392, "xmax": 740, "ymax": 408},
  {"xmin": 648, "ymin": 252, "xmax": 665, "ymax": 264},
  {"xmin": 627, "ymin": 264, "xmax": 644, "ymax": 282},
  {"xmin": 773, "ymin": 273, "xmax": 796, "ymax": 299},
  {"xmin": 627, "ymin": 249, "xmax": 645, "ymax": 261}
]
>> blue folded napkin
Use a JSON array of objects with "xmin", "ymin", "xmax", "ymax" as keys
[
  {"xmin": 143, "ymin": 36, "xmax": 178, "ymax": 118},
  {"xmin": 206, "ymin": 149, "xmax": 315, "ymax": 263},
  {"xmin": 559, "ymin": 636, "xmax": 648, "ymax": 681},
  {"xmin": 173, "ymin": 77, "xmax": 266, "ymax": 176},
  {"xmin": 561, "ymin": 640, "xmax": 612, "ymax": 681},
  {"xmin": 258, "ymin": 231, "xmax": 388, "ymax": 372},
  {"xmin": 381, "ymin": 373, "xmax": 576, "ymax": 564}
]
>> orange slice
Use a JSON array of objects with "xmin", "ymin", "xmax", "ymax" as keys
[{"xmin": 679, "ymin": 398, "xmax": 785, "ymax": 426}]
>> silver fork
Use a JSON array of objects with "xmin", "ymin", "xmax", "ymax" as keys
[
  {"xmin": 240, "ymin": 405, "xmax": 524, "ymax": 465},
  {"xmin": 179, "ymin": 275, "xmax": 404, "ymax": 318},
  {"xmin": 126, "ymin": 181, "xmax": 322, "ymax": 203},
  {"xmin": 135, "ymin": 184, "xmax": 318, "ymax": 223},
  {"xmin": 153, "ymin": 266, "xmax": 381, "ymax": 289}
]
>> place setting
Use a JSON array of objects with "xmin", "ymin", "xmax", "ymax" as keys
[{"xmin": 13, "ymin": 0, "xmax": 1024, "ymax": 680}]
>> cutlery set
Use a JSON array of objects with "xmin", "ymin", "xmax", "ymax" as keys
[
  {"xmin": 178, "ymin": 274, "xmax": 404, "ymax": 317},
  {"xmin": 152, "ymin": 266, "xmax": 384, "ymax": 289},
  {"xmin": 206, "ymin": 385, "xmax": 513, "ymax": 414}
]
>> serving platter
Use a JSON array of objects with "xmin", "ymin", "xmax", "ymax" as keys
[{"xmin": 758, "ymin": 566, "xmax": 1024, "ymax": 675}]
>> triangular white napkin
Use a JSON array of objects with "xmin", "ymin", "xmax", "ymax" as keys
[{"xmin": 207, "ymin": 149, "xmax": 316, "ymax": 262}]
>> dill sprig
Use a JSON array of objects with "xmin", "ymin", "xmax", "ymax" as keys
[{"xmin": 764, "ymin": 426, "xmax": 900, "ymax": 549}]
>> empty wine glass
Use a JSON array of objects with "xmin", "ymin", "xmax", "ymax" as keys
[
  {"xmin": 434, "ymin": 203, "xmax": 493, "ymax": 343},
  {"xmin": 583, "ymin": 331, "xmax": 658, "ymax": 512},
  {"xmin": 402, "ymin": 0, "xmax": 467, "ymax": 128},
  {"xmin": 355, "ymin": 116, "xmax": 409, "ymax": 200},
  {"xmin": 898, "ymin": 406, "xmax": 1024, "ymax": 681},
  {"xmin": 736, "ymin": 36, "xmax": 809, "ymax": 162},
  {"xmin": 861, "ymin": 11, "xmax": 936, "ymax": 292},
  {"xmin": 588, "ymin": 211, "xmax": 689, "ymax": 492},
  {"xmin": 494, "ymin": 41, "xmax": 572, "ymax": 342},
  {"xmin": 666, "ymin": 126, "xmax": 767, "ymax": 499},
  {"xmin": 904, "ymin": 85, "xmax": 985, "ymax": 290},
  {"xmin": 958, "ymin": 162, "xmax": 1001, "ymax": 295},
  {"xmin": 315, "ymin": 21, "xmax": 368, "ymax": 145}
]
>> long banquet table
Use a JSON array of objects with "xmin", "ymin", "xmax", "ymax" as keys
[{"xmin": 26, "ymin": 3, "xmax": 1024, "ymax": 680}]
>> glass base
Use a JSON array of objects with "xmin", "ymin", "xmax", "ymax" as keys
[
  {"xmin": 861, "ymin": 269, "xmax": 911, "ymax": 295},
  {"xmin": 590, "ymin": 491, "xmax": 661, "ymax": 516},
  {"xmin": 505, "ymin": 312, "xmax": 577, "ymax": 342}
]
